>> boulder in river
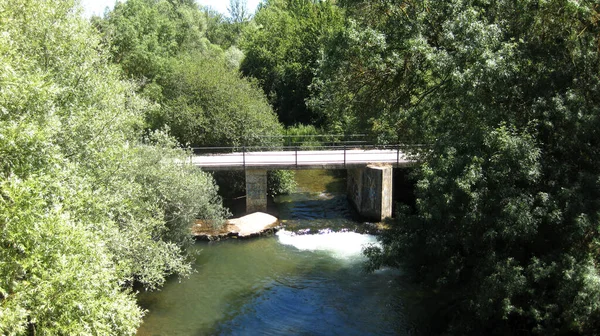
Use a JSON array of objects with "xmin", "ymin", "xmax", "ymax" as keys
[{"xmin": 192, "ymin": 212, "xmax": 280, "ymax": 241}]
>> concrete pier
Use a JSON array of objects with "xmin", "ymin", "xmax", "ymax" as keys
[
  {"xmin": 241, "ymin": 164, "xmax": 395, "ymax": 218},
  {"xmin": 245, "ymin": 169, "xmax": 267, "ymax": 213},
  {"xmin": 347, "ymin": 165, "xmax": 393, "ymax": 221}
]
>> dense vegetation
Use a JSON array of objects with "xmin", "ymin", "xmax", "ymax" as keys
[
  {"xmin": 3, "ymin": 0, "xmax": 600, "ymax": 334},
  {"xmin": 241, "ymin": 0, "xmax": 343, "ymax": 126},
  {"xmin": 315, "ymin": 1, "xmax": 600, "ymax": 334},
  {"xmin": 94, "ymin": 0, "xmax": 295, "ymax": 198},
  {"xmin": 0, "ymin": 0, "xmax": 228, "ymax": 333},
  {"xmin": 95, "ymin": 0, "xmax": 283, "ymax": 148}
]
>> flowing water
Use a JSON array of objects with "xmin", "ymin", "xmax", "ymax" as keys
[{"xmin": 136, "ymin": 170, "xmax": 417, "ymax": 335}]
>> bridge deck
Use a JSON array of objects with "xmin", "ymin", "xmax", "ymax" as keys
[{"xmin": 191, "ymin": 149, "xmax": 415, "ymax": 170}]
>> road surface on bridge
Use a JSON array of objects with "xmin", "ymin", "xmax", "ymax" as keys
[{"xmin": 191, "ymin": 148, "xmax": 415, "ymax": 170}]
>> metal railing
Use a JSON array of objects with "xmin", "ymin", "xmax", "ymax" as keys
[
  {"xmin": 190, "ymin": 134, "xmax": 371, "ymax": 154},
  {"xmin": 188, "ymin": 135, "xmax": 425, "ymax": 169}
]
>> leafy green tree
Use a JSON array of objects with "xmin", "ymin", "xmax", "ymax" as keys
[
  {"xmin": 74, "ymin": 130, "xmax": 228, "ymax": 289},
  {"xmin": 98, "ymin": 0, "xmax": 323, "ymax": 201},
  {"xmin": 309, "ymin": 2, "xmax": 433, "ymax": 141},
  {"xmin": 154, "ymin": 53, "xmax": 283, "ymax": 148},
  {"xmin": 97, "ymin": 0, "xmax": 211, "ymax": 82},
  {"xmin": 0, "ymin": 0, "xmax": 227, "ymax": 333},
  {"xmin": 202, "ymin": 7, "xmax": 250, "ymax": 50},
  {"xmin": 268, "ymin": 170, "xmax": 297, "ymax": 197},
  {"xmin": 228, "ymin": 0, "xmax": 250, "ymax": 24},
  {"xmin": 315, "ymin": 0, "xmax": 600, "ymax": 334},
  {"xmin": 98, "ymin": 0, "xmax": 285, "ymax": 149},
  {"xmin": 0, "ymin": 171, "xmax": 142, "ymax": 335},
  {"xmin": 99, "ymin": 0, "xmax": 297, "ymax": 197},
  {"xmin": 241, "ymin": 0, "xmax": 344, "ymax": 126}
]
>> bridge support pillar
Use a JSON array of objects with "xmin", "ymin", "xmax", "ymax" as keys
[
  {"xmin": 347, "ymin": 165, "xmax": 393, "ymax": 221},
  {"xmin": 246, "ymin": 169, "xmax": 268, "ymax": 213}
]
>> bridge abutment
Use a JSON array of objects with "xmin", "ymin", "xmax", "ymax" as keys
[
  {"xmin": 347, "ymin": 165, "xmax": 393, "ymax": 221},
  {"xmin": 246, "ymin": 169, "xmax": 268, "ymax": 213}
]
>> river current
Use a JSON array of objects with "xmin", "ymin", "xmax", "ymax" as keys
[{"xmin": 136, "ymin": 170, "xmax": 417, "ymax": 335}]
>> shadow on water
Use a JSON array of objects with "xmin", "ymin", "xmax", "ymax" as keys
[{"xmin": 274, "ymin": 192, "xmax": 370, "ymax": 234}]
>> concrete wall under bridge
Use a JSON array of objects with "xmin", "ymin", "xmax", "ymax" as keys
[
  {"xmin": 346, "ymin": 165, "xmax": 393, "ymax": 222},
  {"xmin": 244, "ymin": 166, "xmax": 394, "ymax": 222},
  {"xmin": 245, "ymin": 169, "xmax": 268, "ymax": 213}
]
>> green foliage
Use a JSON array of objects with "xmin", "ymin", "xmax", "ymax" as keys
[
  {"xmin": 155, "ymin": 53, "xmax": 283, "ymax": 148},
  {"xmin": 98, "ymin": 0, "xmax": 211, "ymax": 81},
  {"xmin": 335, "ymin": 0, "xmax": 600, "ymax": 333},
  {"xmin": 80, "ymin": 130, "xmax": 229, "ymax": 288},
  {"xmin": 241, "ymin": 0, "xmax": 344, "ymax": 126},
  {"xmin": 98, "ymin": 0, "xmax": 284, "ymax": 149},
  {"xmin": 0, "ymin": 0, "xmax": 227, "ymax": 333},
  {"xmin": 98, "ymin": 0, "xmax": 292, "ymax": 200},
  {"xmin": 212, "ymin": 169, "xmax": 295, "ymax": 201},
  {"xmin": 284, "ymin": 124, "xmax": 323, "ymax": 149},
  {"xmin": 228, "ymin": 0, "xmax": 251, "ymax": 24},
  {"xmin": 268, "ymin": 170, "xmax": 297, "ymax": 196},
  {"xmin": 0, "ymin": 172, "xmax": 143, "ymax": 335},
  {"xmin": 203, "ymin": 7, "xmax": 250, "ymax": 50},
  {"xmin": 285, "ymin": 124, "xmax": 320, "ymax": 137}
]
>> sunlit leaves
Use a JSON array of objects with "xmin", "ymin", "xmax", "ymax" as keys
[
  {"xmin": 157, "ymin": 53, "xmax": 282, "ymax": 148},
  {"xmin": 0, "ymin": 0, "xmax": 228, "ymax": 333},
  {"xmin": 241, "ymin": 0, "xmax": 344, "ymax": 125},
  {"xmin": 0, "ymin": 174, "xmax": 142, "ymax": 335}
]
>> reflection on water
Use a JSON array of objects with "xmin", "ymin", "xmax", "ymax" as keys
[{"xmin": 136, "ymin": 170, "xmax": 415, "ymax": 335}]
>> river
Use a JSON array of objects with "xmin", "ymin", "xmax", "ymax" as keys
[{"xmin": 136, "ymin": 170, "xmax": 418, "ymax": 335}]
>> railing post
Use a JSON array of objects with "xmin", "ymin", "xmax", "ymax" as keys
[
  {"xmin": 243, "ymin": 146, "xmax": 246, "ymax": 170},
  {"xmin": 344, "ymin": 144, "xmax": 346, "ymax": 168},
  {"xmin": 295, "ymin": 146, "xmax": 298, "ymax": 168},
  {"xmin": 397, "ymin": 144, "xmax": 400, "ymax": 167}
]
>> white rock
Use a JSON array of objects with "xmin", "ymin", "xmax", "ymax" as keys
[{"xmin": 227, "ymin": 212, "xmax": 279, "ymax": 237}]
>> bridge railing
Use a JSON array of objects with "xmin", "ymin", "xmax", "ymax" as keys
[
  {"xmin": 188, "ymin": 134, "xmax": 400, "ymax": 155},
  {"xmin": 188, "ymin": 135, "xmax": 427, "ymax": 169},
  {"xmin": 190, "ymin": 140, "xmax": 425, "ymax": 154}
]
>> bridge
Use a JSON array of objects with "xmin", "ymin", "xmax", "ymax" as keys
[
  {"xmin": 190, "ymin": 148, "xmax": 413, "ymax": 170},
  {"xmin": 190, "ymin": 135, "xmax": 418, "ymax": 221}
]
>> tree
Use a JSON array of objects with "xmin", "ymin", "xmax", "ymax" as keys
[
  {"xmin": 228, "ymin": 0, "xmax": 250, "ymax": 24},
  {"xmin": 98, "ymin": 0, "xmax": 297, "ymax": 197},
  {"xmin": 97, "ymin": 0, "xmax": 284, "ymax": 149},
  {"xmin": 97, "ymin": 0, "xmax": 211, "ymax": 82},
  {"xmin": 0, "ymin": 0, "xmax": 227, "ymax": 333},
  {"xmin": 309, "ymin": 2, "xmax": 432, "ymax": 141},
  {"xmin": 241, "ymin": 0, "xmax": 344, "ymax": 126},
  {"xmin": 314, "ymin": 0, "xmax": 600, "ymax": 333},
  {"xmin": 203, "ymin": 8, "xmax": 239, "ymax": 49},
  {"xmin": 0, "ymin": 171, "xmax": 142, "ymax": 335},
  {"xmin": 155, "ymin": 52, "xmax": 283, "ymax": 148}
]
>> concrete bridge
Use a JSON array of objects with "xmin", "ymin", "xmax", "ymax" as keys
[{"xmin": 191, "ymin": 140, "xmax": 417, "ymax": 221}]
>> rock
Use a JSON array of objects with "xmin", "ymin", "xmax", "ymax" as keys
[
  {"xmin": 192, "ymin": 212, "xmax": 280, "ymax": 241},
  {"xmin": 227, "ymin": 212, "xmax": 279, "ymax": 237}
]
